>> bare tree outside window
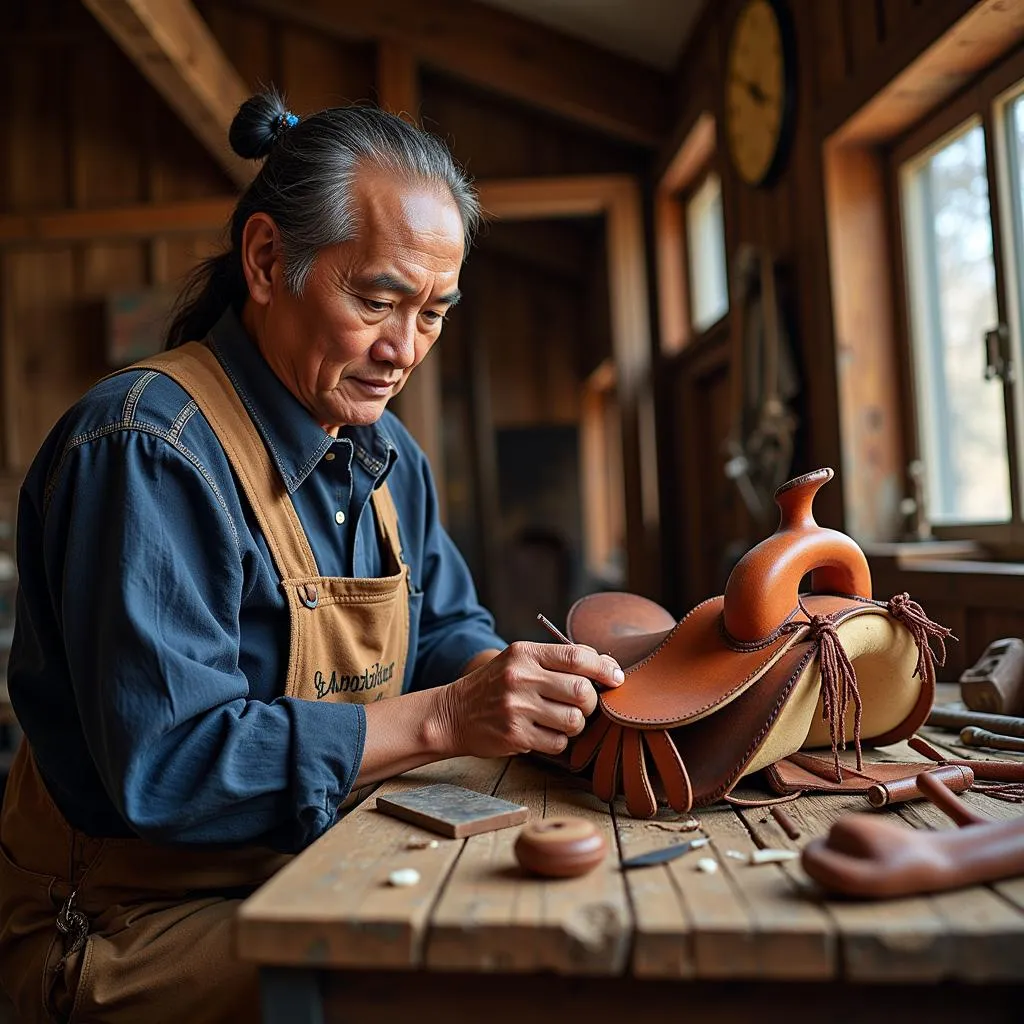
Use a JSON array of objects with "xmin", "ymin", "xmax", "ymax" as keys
[{"xmin": 901, "ymin": 121, "xmax": 1012, "ymax": 523}]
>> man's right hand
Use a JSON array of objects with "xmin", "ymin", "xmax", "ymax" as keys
[{"xmin": 435, "ymin": 642, "xmax": 625, "ymax": 759}]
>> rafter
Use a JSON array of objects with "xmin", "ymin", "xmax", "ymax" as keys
[
  {"xmin": 82, "ymin": 0, "xmax": 253, "ymax": 187},
  {"xmin": 233, "ymin": 0, "xmax": 670, "ymax": 147}
]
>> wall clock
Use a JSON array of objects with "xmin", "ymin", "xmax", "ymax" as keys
[{"xmin": 724, "ymin": 0, "xmax": 797, "ymax": 188}]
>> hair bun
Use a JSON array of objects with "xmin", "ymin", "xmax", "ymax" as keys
[{"xmin": 229, "ymin": 89, "xmax": 298, "ymax": 160}]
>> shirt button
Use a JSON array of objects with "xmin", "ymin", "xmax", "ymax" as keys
[
  {"xmin": 324, "ymin": 452, "xmax": 336, "ymax": 462},
  {"xmin": 335, "ymin": 510, "xmax": 346, "ymax": 525}
]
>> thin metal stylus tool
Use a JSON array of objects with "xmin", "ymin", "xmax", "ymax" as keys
[{"xmin": 536, "ymin": 613, "xmax": 572, "ymax": 645}]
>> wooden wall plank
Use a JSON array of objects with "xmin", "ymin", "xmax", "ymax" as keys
[
  {"xmin": 842, "ymin": 0, "xmax": 883, "ymax": 80},
  {"xmin": 377, "ymin": 40, "xmax": 419, "ymax": 122},
  {"xmin": 70, "ymin": 33, "xmax": 146, "ymax": 209},
  {"xmin": 147, "ymin": 92, "xmax": 239, "ymax": 203},
  {"xmin": 8, "ymin": 51, "xmax": 69, "ymax": 211},
  {"xmin": 885, "ymin": 0, "xmax": 925, "ymax": 43},
  {"xmin": 420, "ymin": 74, "xmax": 646, "ymax": 181},
  {"xmin": 279, "ymin": 28, "xmax": 375, "ymax": 113},
  {"xmin": 0, "ymin": 33, "xmax": 11, "ymax": 214},
  {"xmin": 82, "ymin": 0, "xmax": 252, "ymax": 186},
  {"xmin": 201, "ymin": 2, "xmax": 273, "ymax": 91},
  {"xmin": 4, "ymin": 251, "xmax": 78, "ymax": 469},
  {"xmin": 811, "ymin": 0, "xmax": 851, "ymax": 96}
]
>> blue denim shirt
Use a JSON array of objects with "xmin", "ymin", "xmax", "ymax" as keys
[{"xmin": 8, "ymin": 308, "xmax": 504, "ymax": 852}]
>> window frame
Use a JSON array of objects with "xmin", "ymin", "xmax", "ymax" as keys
[
  {"xmin": 655, "ymin": 111, "xmax": 729, "ymax": 357},
  {"xmin": 888, "ymin": 42, "xmax": 1024, "ymax": 551},
  {"xmin": 679, "ymin": 166, "xmax": 730, "ymax": 338}
]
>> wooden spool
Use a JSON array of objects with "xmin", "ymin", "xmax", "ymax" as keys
[{"xmin": 514, "ymin": 816, "xmax": 607, "ymax": 878}]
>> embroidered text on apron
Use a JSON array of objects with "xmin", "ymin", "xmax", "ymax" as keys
[{"xmin": 0, "ymin": 341, "xmax": 411, "ymax": 1023}]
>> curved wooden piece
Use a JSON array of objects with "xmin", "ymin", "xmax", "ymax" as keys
[{"xmin": 723, "ymin": 468, "xmax": 873, "ymax": 643}]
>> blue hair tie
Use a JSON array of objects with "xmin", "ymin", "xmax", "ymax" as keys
[{"xmin": 274, "ymin": 111, "xmax": 299, "ymax": 139}]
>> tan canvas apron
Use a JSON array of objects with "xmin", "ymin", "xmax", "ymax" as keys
[{"xmin": 0, "ymin": 342, "xmax": 411, "ymax": 1023}]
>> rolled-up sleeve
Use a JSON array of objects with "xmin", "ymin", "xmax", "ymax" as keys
[
  {"xmin": 44, "ymin": 430, "xmax": 362, "ymax": 850},
  {"xmin": 408, "ymin": 453, "xmax": 506, "ymax": 690}
]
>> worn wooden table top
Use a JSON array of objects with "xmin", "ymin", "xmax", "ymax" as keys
[{"xmin": 237, "ymin": 725, "xmax": 1024, "ymax": 985}]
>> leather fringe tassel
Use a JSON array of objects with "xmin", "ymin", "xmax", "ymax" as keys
[
  {"xmin": 787, "ymin": 601, "xmax": 864, "ymax": 781},
  {"xmin": 887, "ymin": 591, "xmax": 956, "ymax": 688}
]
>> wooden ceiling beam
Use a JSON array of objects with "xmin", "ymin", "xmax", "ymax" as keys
[
  {"xmin": 82, "ymin": 0, "xmax": 253, "ymax": 187},
  {"xmin": 0, "ymin": 178, "xmax": 630, "ymax": 246},
  {"xmin": 232, "ymin": 0, "xmax": 670, "ymax": 147},
  {"xmin": 0, "ymin": 197, "xmax": 234, "ymax": 246}
]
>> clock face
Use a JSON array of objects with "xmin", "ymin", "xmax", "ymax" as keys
[{"xmin": 726, "ymin": 0, "xmax": 791, "ymax": 187}]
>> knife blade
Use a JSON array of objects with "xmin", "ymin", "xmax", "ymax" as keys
[{"xmin": 620, "ymin": 836, "xmax": 709, "ymax": 869}]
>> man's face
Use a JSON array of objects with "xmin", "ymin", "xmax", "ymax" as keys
[{"xmin": 250, "ymin": 167, "xmax": 465, "ymax": 433}]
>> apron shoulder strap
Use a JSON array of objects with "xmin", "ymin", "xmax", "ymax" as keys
[
  {"xmin": 369, "ymin": 483, "xmax": 408, "ymax": 580},
  {"xmin": 130, "ymin": 342, "xmax": 319, "ymax": 580}
]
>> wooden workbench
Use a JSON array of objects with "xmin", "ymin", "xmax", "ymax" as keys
[{"xmin": 237, "ymin": 728, "xmax": 1024, "ymax": 1024}]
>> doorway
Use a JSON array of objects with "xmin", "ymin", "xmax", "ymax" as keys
[{"xmin": 436, "ymin": 175, "xmax": 658, "ymax": 638}]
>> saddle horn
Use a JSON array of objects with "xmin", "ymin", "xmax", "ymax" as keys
[{"xmin": 723, "ymin": 468, "xmax": 872, "ymax": 644}]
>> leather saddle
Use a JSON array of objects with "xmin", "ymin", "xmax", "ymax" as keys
[{"xmin": 563, "ymin": 468, "xmax": 953, "ymax": 818}]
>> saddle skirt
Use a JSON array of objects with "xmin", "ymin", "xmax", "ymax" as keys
[{"xmin": 562, "ymin": 468, "xmax": 953, "ymax": 818}]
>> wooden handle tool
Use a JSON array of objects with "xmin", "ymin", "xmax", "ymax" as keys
[
  {"xmin": 927, "ymin": 705, "xmax": 1024, "ymax": 738},
  {"xmin": 915, "ymin": 770, "xmax": 987, "ymax": 827},
  {"xmin": 960, "ymin": 726, "xmax": 1024, "ymax": 754},
  {"xmin": 866, "ymin": 764, "xmax": 974, "ymax": 808}
]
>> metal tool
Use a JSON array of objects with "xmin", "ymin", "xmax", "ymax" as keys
[
  {"xmin": 536, "ymin": 613, "xmax": 572, "ymax": 646},
  {"xmin": 619, "ymin": 836, "xmax": 709, "ymax": 869},
  {"xmin": 926, "ymin": 704, "xmax": 1024, "ymax": 738},
  {"xmin": 959, "ymin": 726, "xmax": 1024, "ymax": 754},
  {"xmin": 959, "ymin": 638, "xmax": 1024, "ymax": 716}
]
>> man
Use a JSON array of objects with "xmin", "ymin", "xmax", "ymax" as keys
[{"xmin": 0, "ymin": 95, "xmax": 622, "ymax": 1022}]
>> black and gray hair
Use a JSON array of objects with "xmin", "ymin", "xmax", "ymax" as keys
[{"xmin": 166, "ymin": 89, "xmax": 480, "ymax": 348}]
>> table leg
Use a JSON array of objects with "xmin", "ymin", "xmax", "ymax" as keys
[{"xmin": 260, "ymin": 967, "xmax": 324, "ymax": 1024}]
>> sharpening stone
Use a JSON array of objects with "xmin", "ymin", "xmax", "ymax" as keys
[{"xmin": 375, "ymin": 784, "xmax": 530, "ymax": 838}]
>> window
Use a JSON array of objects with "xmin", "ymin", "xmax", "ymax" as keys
[
  {"xmin": 655, "ymin": 112, "xmax": 727, "ymax": 354},
  {"xmin": 685, "ymin": 172, "xmax": 729, "ymax": 334},
  {"xmin": 894, "ymin": 54, "xmax": 1024, "ymax": 544}
]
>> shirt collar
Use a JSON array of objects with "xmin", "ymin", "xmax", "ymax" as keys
[{"xmin": 207, "ymin": 307, "xmax": 399, "ymax": 494}]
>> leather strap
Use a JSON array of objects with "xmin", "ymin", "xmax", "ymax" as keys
[
  {"xmin": 591, "ymin": 724, "xmax": 623, "ymax": 804},
  {"xmin": 622, "ymin": 729, "xmax": 657, "ymax": 819},
  {"xmin": 133, "ymin": 344, "xmax": 319, "ymax": 580},
  {"xmin": 644, "ymin": 731, "xmax": 692, "ymax": 813},
  {"xmin": 570, "ymin": 712, "xmax": 612, "ymax": 772}
]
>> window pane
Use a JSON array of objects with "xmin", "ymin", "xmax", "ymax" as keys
[
  {"xmin": 685, "ymin": 173, "xmax": 728, "ymax": 333},
  {"xmin": 902, "ymin": 121, "xmax": 1011, "ymax": 523}
]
